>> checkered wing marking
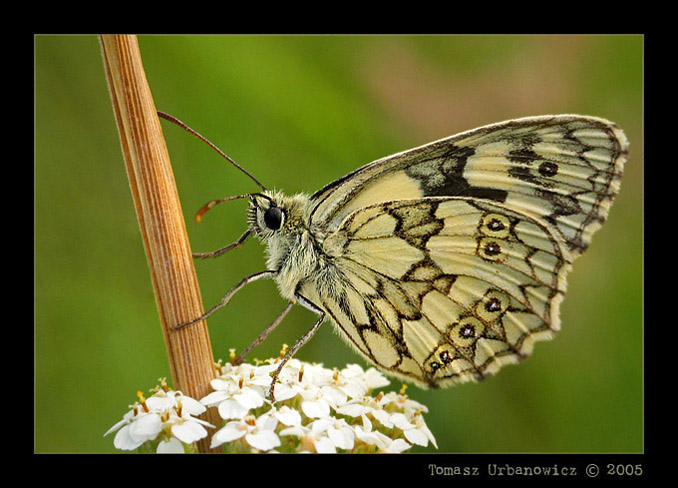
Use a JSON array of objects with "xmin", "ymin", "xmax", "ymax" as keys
[{"xmin": 311, "ymin": 197, "xmax": 572, "ymax": 387}]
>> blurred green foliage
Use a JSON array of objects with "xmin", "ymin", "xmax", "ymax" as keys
[{"xmin": 35, "ymin": 35, "xmax": 642, "ymax": 453}]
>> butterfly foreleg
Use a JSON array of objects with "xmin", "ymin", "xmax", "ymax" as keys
[
  {"xmin": 192, "ymin": 229, "xmax": 252, "ymax": 259},
  {"xmin": 268, "ymin": 292, "xmax": 326, "ymax": 402},
  {"xmin": 233, "ymin": 301, "xmax": 294, "ymax": 365},
  {"xmin": 174, "ymin": 269, "xmax": 277, "ymax": 330}
]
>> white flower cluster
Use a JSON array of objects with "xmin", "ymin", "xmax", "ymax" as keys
[
  {"xmin": 106, "ymin": 358, "xmax": 437, "ymax": 454},
  {"xmin": 104, "ymin": 380, "xmax": 214, "ymax": 453}
]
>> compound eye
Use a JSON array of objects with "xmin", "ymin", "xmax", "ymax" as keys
[{"xmin": 263, "ymin": 206, "xmax": 283, "ymax": 230}]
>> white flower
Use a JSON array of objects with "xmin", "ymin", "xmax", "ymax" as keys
[
  {"xmin": 378, "ymin": 390, "xmax": 429, "ymax": 415},
  {"xmin": 107, "ymin": 356, "xmax": 437, "ymax": 453},
  {"xmin": 201, "ymin": 370, "xmax": 266, "ymax": 420},
  {"xmin": 273, "ymin": 405, "xmax": 302, "ymax": 427},
  {"xmin": 382, "ymin": 438, "xmax": 412, "ymax": 453},
  {"xmin": 389, "ymin": 412, "xmax": 438, "ymax": 449},
  {"xmin": 278, "ymin": 423, "xmax": 310, "ymax": 440},
  {"xmin": 309, "ymin": 417, "xmax": 355, "ymax": 451},
  {"xmin": 300, "ymin": 392, "xmax": 331, "ymax": 419},
  {"xmin": 105, "ymin": 387, "xmax": 213, "ymax": 452},
  {"xmin": 296, "ymin": 361, "xmax": 334, "ymax": 386},
  {"xmin": 171, "ymin": 417, "xmax": 211, "ymax": 445},
  {"xmin": 211, "ymin": 412, "xmax": 281, "ymax": 452},
  {"xmin": 352, "ymin": 414, "xmax": 397, "ymax": 451},
  {"xmin": 302, "ymin": 428, "xmax": 336, "ymax": 454},
  {"xmin": 336, "ymin": 395, "xmax": 393, "ymax": 428},
  {"xmin": 105, "ymin": 409, "xmax": 161, "ymax": 451},
  {"xmin": 352, "ymin": 414, "xmax": 417, "ymax": 453},
  {"xmin": 335, "ymin": 364, "xmax": 390, "ymax": 398},
  {"xmin": 279, "ymin": 419, "xmax": 350, "ymax": 454},
  {"xmin": 249, "ymin": 361, "xmax": 298, "ymax": 402}
]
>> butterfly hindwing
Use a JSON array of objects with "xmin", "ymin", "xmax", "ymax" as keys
[{"xmin": 312, "ymin": 197, "xmax": 571, "ymax": 387}]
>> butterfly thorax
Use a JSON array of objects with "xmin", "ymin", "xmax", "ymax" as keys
[{"xmin": 249, "ymin": 191, "xmax": 330, "ymax": 302}]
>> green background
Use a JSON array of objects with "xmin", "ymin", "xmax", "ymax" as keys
[{"xmin": 35, "ymin": 35, "xmax": 643, "ymax": 453}]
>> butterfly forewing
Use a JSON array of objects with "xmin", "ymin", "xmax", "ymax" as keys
[{"xmin": 310, "ymin": 115, "xmax": 627, "ymax": 259}]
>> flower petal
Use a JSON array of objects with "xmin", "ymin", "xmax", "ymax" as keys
[
  {"xmin": 313, "ymin": 436, "xmax": 336, "ymax": 454},
  {"xmin": 403, "ymin": 428, "xmax": 429, "ymax": 447},
  {"xmin": 301, "ymin": 399, "xmax": 330, "ymax": 419},
  {"xmin": 157, "ymin": 437, "xmax": 185, "ymax": 453},
  {"xmin": 200, "ymin": 390, "xmax": 230, "ymax": 407},
  {"xmin": 146, "ymin": 395, "xmax": 175, "ymax": 411},
  {"xmin": 269, "ymin": 382, "xmax": 297, "ymax": 402},
  {"xmin": 211, "ymin": 422, "xmax": 247, "ymax": 448},
  {"xmin": 246, "ymin": 430, "xmax": 281, "ymax": 451},
  {"xmin": 128, "ymin": 414, "xmax": 162, "ymax": 442},
  {"xmin": 336, "ymin": 403, "xmax": 369, "ymax": 417},
  {"xmin": 104, "ymin": 416, "xmax": 130, "ymax": 437},
  {"xmin": 218, "ymin": 399, "xmax": 249, "ymax": 420},
  {"xmin": 180, "ymin": 396, "xmax": 207, "ymax": 416},
  {"xmin": 384, "ymin": 438, "xmax": 411, "ymax": 453},
  {"xmin": 279, "ymin": 425, "xmax": 308, "ymax": 437},
  {"xmin": 274, "ymin": 407, "xmax": 302, "ymax": 427},
  {"xmin": 172, "ymin": 421, "xmax": 208, "ymax": 444},
  {"xmin": 234, "ymin": 387, "xmax": 265, "ymax": 409},
  {"xmin": 321, "ymin": 385, "xmax": 347, "ymax": 408},
  {"xmin": 328, "ymin": 426, "xmax": 354, "ymax": 450},
  {"xmin": 389, "ymin": 412, "xmax": 415, "ymax": 430},
  {"xmin": 113, "ymin": 425, "xmax": 144, "ymax": 451},
  {"xmin": 371, "ymin": 409, "xmax": 393, "ymax": 428}
]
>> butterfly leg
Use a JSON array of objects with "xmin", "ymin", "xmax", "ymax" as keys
[
  {"xmin": 192, "ymin": 229, "xmax": 252, "ymax": 259},
  {"xmin": 233, "ymin": 301, "xmax": 294, "ymax": 365},
  {"xmin": 174, "ymin": 269, "xmax": 277, "ymax": 330},
  {"xmin": 268, "ymin": 293, "xmax": 326, "ymax": 402}
]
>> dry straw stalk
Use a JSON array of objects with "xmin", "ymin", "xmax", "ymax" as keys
[{"xmin": 100, "ymin": 34, "xmax": 220, "ymax": 453}]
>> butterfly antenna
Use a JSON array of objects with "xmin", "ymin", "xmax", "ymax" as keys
[
  {"xmin": 195, "ymin": 192, "xmax": 273, "ymax": 222},
  {"xmin": 157, "ymin": 111, "xmax": 268, "ymax": 192}
]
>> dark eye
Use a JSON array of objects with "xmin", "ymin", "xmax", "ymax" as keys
[{"xmin": 263, "ymin": 206, "xmax": 283, "ymax": 230}]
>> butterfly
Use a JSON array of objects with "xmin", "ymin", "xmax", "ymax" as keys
[{"xmin": 160, "ymin": 113, "xmax": 628, "ymax": 401}]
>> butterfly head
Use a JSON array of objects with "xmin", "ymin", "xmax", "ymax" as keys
[
  {"xmin": 247, "ymin": 191, "xmax": 310, "ymax": 240},
  {"xmin": 246, "ymin": 192, "xmax": 281, "ymax": 239}
]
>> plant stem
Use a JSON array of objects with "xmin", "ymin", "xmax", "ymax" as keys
[{"xmin": 100, "ymin": 34, "xmax": 220, "ymax": 453}]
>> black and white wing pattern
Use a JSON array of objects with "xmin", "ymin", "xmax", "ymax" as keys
[{"xmin": 302, "ymin": 115, "xmax": 627, "ymax": 387}]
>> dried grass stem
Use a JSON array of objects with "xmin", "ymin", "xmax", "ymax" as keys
[{"xmin": 100, "ymin": 34, "xmax": 220, "ymax": 453}]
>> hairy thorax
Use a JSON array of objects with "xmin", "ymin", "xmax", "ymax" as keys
[{"xmin": 262, "ymin": 192, "xmax": 331, "ymax": 302}]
